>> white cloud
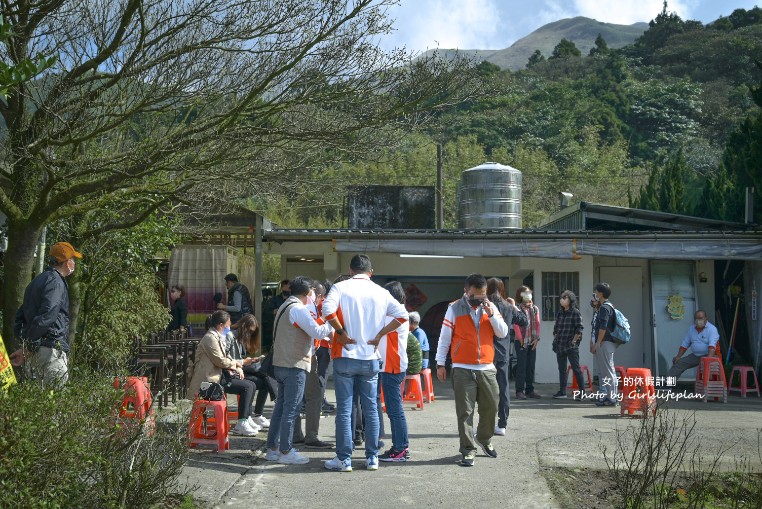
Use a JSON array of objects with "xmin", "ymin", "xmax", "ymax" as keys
[
  {"xmin": 391, "ymin": 0, "xmax": 503, "ymax": 50},
  {"xmin": 570, "ymin": 0, "xmax": 696, "ymax": 25}
]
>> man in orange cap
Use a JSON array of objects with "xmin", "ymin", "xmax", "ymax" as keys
[{"xmin": 10, "ymin": 241, "xmax": 82, "ymax": 387}]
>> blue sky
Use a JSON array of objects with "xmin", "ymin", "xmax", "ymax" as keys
[{"xmin": 379, "ymin": 0, "xmax": 761, "ymax": 52}]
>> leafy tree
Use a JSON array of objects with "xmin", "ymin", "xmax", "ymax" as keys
[
  {"xmin": 549, "ymin": 39, "xmax": 581, "ymax": 60},
  {"xmin": 658, "ymin": 148, "xmax": 688, "ymax": 214},
  {"xmin": 634, "ymin": 1, "xmax": 686, "ymax": 59},
  {"xmin": 527, "ymin": 49, "xmax": 545, "ymax": 68},
  {"xmin": 696, "ymin": 164, "xmax": 741, "ymax": 221},
  {"xmin": 721, "ymin": 63, "xmax": 762, "ymax": 223},
  {"xmin": 635, "ymin": 164, "xmax": 661, "ymax": 211},
  {"xmin": 0, "ymin": 0, "xmax": 480, "ymax": 342},
  {"xmin": 589, "ymin": 34, "xmax": 610, "ymax": 57}
]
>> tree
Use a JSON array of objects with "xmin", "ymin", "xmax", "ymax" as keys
[
  {"xmin": 721, "ymin": 62, "xmax": 762, "ymax": 223},
  {"xmin": 634, "ymin": 1, "xmax": 686, "ymax": 58},
  {"xmin": 527, "ymin": 49, "xmax": 545, "ymax": 68},
  {"xmin": 549, "ymin": 39, "xmax": 581, "ymax": 60},
  {"xmin": 589, "ymin": 34, "xmax": 609, "ymax": 57},
  {"xmin": 0, "ymin": 0, "xmax": 481, "ymax": 343},
  {"xmin": 658, "ymin": 148, "xmax": 688, "ymax": 214}
]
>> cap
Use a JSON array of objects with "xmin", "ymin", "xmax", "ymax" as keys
[{"xmin": 49, "ymin": 242, "xmax": 83, "ymax": 263}]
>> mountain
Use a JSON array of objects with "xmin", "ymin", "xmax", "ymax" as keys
[{"xmin": 420, "ymin": 16, "xmax": 648, "ymax": 71}]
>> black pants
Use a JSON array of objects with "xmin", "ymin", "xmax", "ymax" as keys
[
  {"xmin": 225, "ymin": 378, "xmax": 255, "ymax": 419},
  {"xmin": 316, "ymin": 346, "xmax": 331, "ymax": 405},
  {"xmin": 557, "ymin": 348, "xmax": 584, "ymax": 393},
  {"xmin": 244, "ymin": 375, "xmax": 270, "ymax": 415},
  {"xmin": 514, "ymin": 340, "xmax": 537, "ymax": 393},
  {"xmin": 494, "ymin": 359, "xmax": 511, "ymax": 428}
]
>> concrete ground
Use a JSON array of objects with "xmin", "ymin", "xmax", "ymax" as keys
[{"xmin": 180, "ymin": 380, "xmax": 762, "ymax": 509}]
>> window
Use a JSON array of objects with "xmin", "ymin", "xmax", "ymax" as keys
[{"xmin": 541, "ymin": 272, "xmax": 579, "ymax": 321}]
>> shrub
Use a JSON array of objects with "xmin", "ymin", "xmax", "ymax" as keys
[{"xmin": 0, "ymin": 370, "xmax": 190, "ymax": 509}]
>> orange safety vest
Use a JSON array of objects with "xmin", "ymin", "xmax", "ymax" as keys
[{"xmin": 449, "ymin": 300, "xmax": 496, "ymax": 365}]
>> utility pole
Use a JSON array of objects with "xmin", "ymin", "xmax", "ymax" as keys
[{"xmin": 436, "ymin": 143, "xmax": 443, "ymax": 229}]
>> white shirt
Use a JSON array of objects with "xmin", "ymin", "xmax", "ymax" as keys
[
  {"xmin": 322, "ymin": 274, "xmax": 409, "ymax": 360},
  {"xmin": 290, "ymin": 301, "xmax": 333, "ymax": 343}
]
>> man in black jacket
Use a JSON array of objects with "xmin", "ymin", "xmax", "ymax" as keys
[
  {"xmin": 218, "ymin": 273, "xmax": 253, "ymax": 324},
  {"xmin": 10, "ymin": 241, "xmax": 82, "ymax": 387}
]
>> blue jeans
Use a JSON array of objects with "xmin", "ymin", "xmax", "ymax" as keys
[
  {"xmin": 267, "ymin": 366, "xmax": 306, "ymax": 454},
  {"xmin": 380, "ymin": 372, "xmax": 408, "ymax": 451},
  {"xmin": 333, "ymin": 357, "xmax": 380, "ymax": 460}
]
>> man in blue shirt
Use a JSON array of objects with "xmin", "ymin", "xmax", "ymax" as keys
[
  {"xmin": 667, "ymin": 310, "xmax": 720, "ymax": 380},
  {"xmin": 409, "ymin": 312, "xmax": 429, "ymax": 369}
]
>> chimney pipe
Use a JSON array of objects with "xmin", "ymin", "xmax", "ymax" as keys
[
  {"xmin": 745, "ymin": 187, "xmax": 755, "ymax": 224},
  {"xmin": 559, "ymin": 192, "xmax": 573, "ymax": 209}
]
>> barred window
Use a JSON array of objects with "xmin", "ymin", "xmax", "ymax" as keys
[{"xmin": 541, "ymin": 272, "xmax": 579, "ymax": 321}]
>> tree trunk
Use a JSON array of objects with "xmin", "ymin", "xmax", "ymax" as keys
[{"xmin": 1, "ymin": 221, "xmax": 42, "ymax": 349}]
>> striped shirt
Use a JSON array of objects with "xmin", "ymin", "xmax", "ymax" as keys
[{"xmin": 322, "ymin": 274, "xmax": 408, "ymax": 361}]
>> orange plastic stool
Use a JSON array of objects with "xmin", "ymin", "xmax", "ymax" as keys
[
  {"xmin": 115, "ymin": 376, "xmax": 153, "ymax": 420},
  {"xmin": 420, "ymin": 368, "xmax": 435, "ymax": 402},
  {"xmin": 189, "ymin": 399, "xmax": 230, "ymax": 451},
  {"xmin": 615, "ymin": 366, "xmax": 627, "ymax": 384},
  {"xmin": 728, "ymin": 366, "xmax": 761, "ymax": 398},
  {"xmin": 694, "ymin": 356, "xmax": 727, "ymax": 403},
  {"xmin": 620, "ymin": 367, "xmax": 656, "ymax": 417},
  {"xmin": 401, "ymin": 374, "xmax": 425, "ymax": 409},
  {"xmin": 566, "ymin": 365, "xmax": 594, "ymax": 391},
  {"xmin": 380, "ymin": 384, "xmax": 386, "ymax": 413}
]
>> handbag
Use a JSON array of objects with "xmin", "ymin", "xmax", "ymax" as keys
[
  {"xmin": 262, "ymin": 301, "xmax": 296, "ymax": 378},
  {"xmin": 198, "ymin": 381, "xmax": 225, "ymax": 401}
]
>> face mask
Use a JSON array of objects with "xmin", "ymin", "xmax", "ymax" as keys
[
  {"xmin": 222, "ymin": 326, "xmax": 231, "ymax": 336},
  {"xmin": 695, "ymin": 319, "xmax": 706, "ymax": 328},
  {"xmin": 521, "ymin": 292, "xmax": 532, "ymax": 302},
  {"xmin": 282, "ymin": 291, "xmax": 291, "ymax": 297},
  {"xmin": 467, "ymin": 295, "xmax": 484, "ymax": 307},
  {"xmin": 66, "ymin": 259, "xmax": 76, "ymax": 275},
  {"xmin": 307, "ymin": 291, "xmax": 315, "ymax": 305}
]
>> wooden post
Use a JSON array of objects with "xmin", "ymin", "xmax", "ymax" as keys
[{"xmin": 254, "ymin": 214, "xmax": 263, "ymax": 332}]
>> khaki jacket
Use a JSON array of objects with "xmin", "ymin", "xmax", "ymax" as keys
[{"xmin": 188, "ymin": 329, "xmax": 238, "ymax": 397}]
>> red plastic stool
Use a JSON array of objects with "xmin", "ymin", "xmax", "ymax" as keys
[
  {"xmin": 189, "ymin": 399, "xmax": 230, "ymax": 451},
  {"xmin": 694, "ymin": 356, "xmax": 727, "ymax": 403},
  {"xmin": 728, "ymin": 366, "xmax": 761, "ymax": 398},
  {"xmin": 401, "ymin": 374, "xmax": 425, "ymax": 409},
  {"xmin": 620, "ymin": 367, "xmax": 656, "ymax": 417},
  {"xmin": 567, "ymin": 365, "xmax": 594, "ymax": 391},
  {"xmin": 420, "ymin": 368, "xmax": 435, "ymax": 402},
  {"xmin": 615, "ymin": 366, "xmax": 627, "ymax": 385}
]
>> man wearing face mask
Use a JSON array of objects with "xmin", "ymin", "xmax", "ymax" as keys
[
  {"xmin": 667, "ymin": 310, "xmax": 720, "ymax": 381},
  {"xmin": 436, "ymin": 273, "xmax": 509, "ymax": 467},
  {"xmin": 10, "ymin": 242, "xmax": 83, "ymax": 387}
]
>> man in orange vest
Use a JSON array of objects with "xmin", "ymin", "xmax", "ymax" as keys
[{"xmin": 436, "ymin": 273, "xmax": 509, "ymax": 467}]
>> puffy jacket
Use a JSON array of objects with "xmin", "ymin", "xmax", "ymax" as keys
[{"xmin": 13, "ymin": 267, "xmax": 71, "ymax": 352}]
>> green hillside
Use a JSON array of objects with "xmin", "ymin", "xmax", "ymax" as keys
[
  {"xmin": 419, "ymin": 16, "xmax": 648, "ymax": 70},
  {"xmin": 262, "ymin": 6, "xmax": 762, "ymax": 229}
]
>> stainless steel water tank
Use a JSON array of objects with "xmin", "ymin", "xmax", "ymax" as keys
[{"xmin": 457, "ymin": 162, "xmax": 522, "ymax": 229}]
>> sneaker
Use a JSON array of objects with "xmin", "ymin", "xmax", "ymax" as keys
[
  {"xmin": 251, "ymin": 415, "xmax": 270, "ymax": 428},
  {"xmin": 527, "ymin": 392, "xmax": 542, "ymax": 399},
  {"xmin": 460, "ymin": 451, "xmax": 476, "ymax": 467},
  {"xmin": 366, "ymin": 456, "xmax": 379, "ymax": 470},
  {"xmin": 378, "ymin": 440, "xmax": 385, "ymax": 449},
  {"xmin": 321, "ymin": 403, "xmax": 336, "ymax": 413},
  {"xmin": 278, "ymin": 448, "xmax": 309, "ymax": 465},
  {"xmin": 232, "ymin": 420, "xmax": 259, "ymax": 436},
  {"xmin": 479, "ymin": 441, "xmax": 498, "ymax": 458},
  {"xmin": 494, "ymin": 426, "xmax": 506, "ymax": 436},
  {"xmin": 379, "ymin": 447, "xmax": 409, "ymax": 462},
  {"xmin": 246, "ymin": 417, "xmax": 262, "ymax": 432},
  {"xmin": 553, "ymin": 391, "xmax": 567, "ymax": 399},
  {"xmin": 293, "ymin": 437, "xmax": 305, "ymax": 445},
  {"xmin": 595, "ymin": 397, "xmax": 617, "ymax": 407},
  {"xmin": 573, "ymin": 391, "xmax": 586, "ymax": 401},
  {"xmin": 324, "ymin": 456, "xmax": 352, "ymax": 472},
  {"xmin": 515, "ymin": 391, "xmax": 527, "ymax": 400},
  {"xmin": 353, "ymin": 437, "xmax": 363, "ymax": 447},
  {"xmin": 265, "ymin": 449, "xmax": 281, "ymax": 461},
  {"xmin": 304, "ymin": 439, "xmax": 334, "ymax": 449}
]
